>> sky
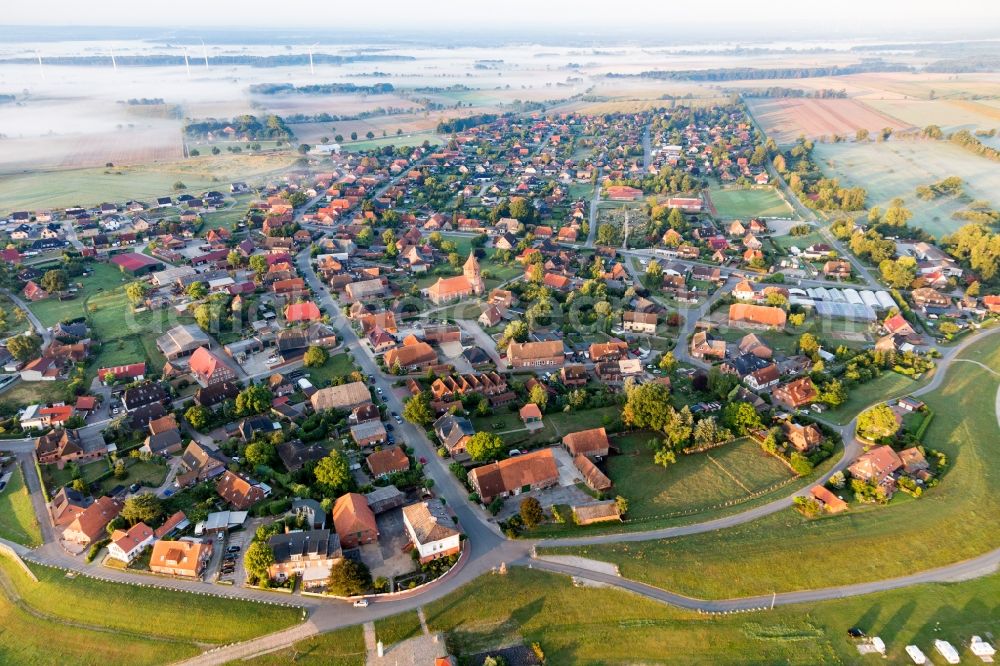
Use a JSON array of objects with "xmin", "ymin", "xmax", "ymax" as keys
[{"xmin": 4, "ymin": 0, "xmax": 1000, "ymax": 37}]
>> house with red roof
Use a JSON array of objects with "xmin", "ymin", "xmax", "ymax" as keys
[
  {"xmin": 285, "ymin": 301, "xmax": 321, "ymax": 322},
  {"xmin": 189, "ymin": 347, "xmax": 237, "ymax": 387},
  {"xmin": 22, "ymin": 280, "xmax": 48, "ymax": 301},
  {"xmin": 110, "ymin": 252, "xmax": 163, "ymax": 276},
  {"xmin": 98, "ymin": 363, "xmax": 146, "ymax": 385}
]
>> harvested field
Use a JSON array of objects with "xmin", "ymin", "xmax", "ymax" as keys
[
  {"xmin": 864, "ymin": 99, "xmax": 1000, "ymax": 131},
  {"xmin": 747, "ymin": 98, "xmax": 912, "ymax": 145},
  {"xmin": 813, "ymin": 140, "xmax": 1000, "ymax": 238},
  {"xmin": 0, "ymin": 126, "xmax": 184, "ymax": 171}
]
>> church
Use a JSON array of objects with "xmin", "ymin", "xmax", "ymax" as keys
[{"xmin": 423, "ymin": 252, "xmax": 485, "ymax": 305}]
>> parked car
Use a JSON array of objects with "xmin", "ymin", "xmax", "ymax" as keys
[
  {"xmin": 226, "ymin": 545, "xmax": 241, "ymax": 553},
  {"xmin": 353, "ymin": 599, "xmax": 369, "ymax": 608}
]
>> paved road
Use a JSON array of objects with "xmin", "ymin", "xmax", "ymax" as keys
[{"xmin": 585, "ymin": 169, "xmax": 602, "ymax": 248}]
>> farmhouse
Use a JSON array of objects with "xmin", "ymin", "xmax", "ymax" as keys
[
  {"xmin": 351, "ymin": 420, "xmax": 388, "ymax": 448},
  {"xmin": 574, "ymin": 455, "xmax": 612, "ymax": 492},
  {"xmin": 468, "ymin": 448, "xmax": 559, "ymax": 504},
  {"xmin": 562, "ymin": 427, "xmax": 610, "ymax": 459},
  {"xmin": 215, "ymin": 471, "xmax": 265, "ymax": 510},
  {"xmin": 310, "ymin": 381, "xmax": 371, "ymax": 413},
  {"xmin": 109, "ymin": 252, "xmax": 163, "ymax": 277},
  {"xmin": 62, "ymin": 496, "xmax": 122, "ymax": 546},
  {"xmin": 366, "ymin": 446, "xmax": 409, "ymax": 478},
  {"xmin": 384, "ymin": 342, "xmax": 437, "ymax": 372},
  {"xmin": 728, "ymin": 304, "xmax": 787, "ymax": 329},
  {"xmin": 848, "ymin": 445, "xmax": 903, "ymax": 496},
  {"xmin": 189, "ymin": 347, "xmax": 237, "ymax": 387},
  {"xmin": 506, "ymin": 340, "xmax": 564, "ymax": 369},
  {"xmin": 690, "ymin": 331, "xmax": 726, "ymax": 360},
  {"xmin": 433, "ymin": 414, "xmax": 475, "ymax": 455},
  {"xmin": 156, "ymin": 324, "xmax": 211, "ymax": 360},
  {"xmin": 573, "ymin": 500, "xmax": 621, "ymax": 525}
]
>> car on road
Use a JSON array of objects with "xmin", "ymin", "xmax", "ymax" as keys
[
  {"xmin": 392, "ymin": 413, "xmax": 402, "ymax": 423},
  {"xmin": 128, "ymin": 483, "xmax": 140, "ymax": 493},
  {"xmin": 385, "ymin": 423, "xmax": 394, "ymax": 432},
  {"xmin": 163, "ymin": 489, "xmax": 174, "ymax": 497},
  {"xmin": 226, "ymin": 545, "xmax": 241, "ymax": 553},
  {"xmin": 353, "ymin": 599, "xmax": 369, "ymax": 608}
]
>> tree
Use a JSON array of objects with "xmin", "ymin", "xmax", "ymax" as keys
[
  {"xmin": 645, "ymin": 260, "xmax": 663, "ymax": 283},
  {"xmin": 693, "ymin": 416, "xmax": 731, "ymax": 447},
  {"xmin": 819, "ymin": 379, "xmax": 848, "ymax": 407},
  {"xmin": 403, "ymin": 392, "xmax": 435, "ymax": 427},
  {"xmin": 113, "ymin": 459, "xmax": 127, "ymax": 479},
  {"xmin": 328, "ymin": 559, "xmax": 371, "ymax": 596},
  {"xmin": 244, "ymin": 541, "xmax": 275, "ymax": 584},
  {"xmin": 185, "ymin": 405, "xmax": 210, "ymax": 431},
  {"xmin": 519, "ymin": 497, "xmax": 544, "ymax": 528},
  {"xmin": 40, "ymin": 269, "xmax": 67, "ymax": 293},
  {"xmin": 615, "ymin": 495, "xmax": 629, "ymax": 516},
  {"xmin": 722, "ymin": 401, "xmax": 763, "ymax": 436},
  {"xmin": 245, "ymin": 440, "xmax": 275, "ymax": 467},
  {"xmin": 7, "ymin": 333, "xmax": 41, "ymax": 362},
  {"xmin": 71, "ymin": 478, "xmax": 88, "ymax": 494},
  {"xmin": 508, "ymin": 196, "xmax": 531, "ymax": 221},
  {"xmin": 622, "ymin": 382, "xmax": 674, "ymax": 431},
  {"xmin": 314, "ymin": 450, "xmax": 351, "ymax": 494},
  {"xmin": 857, "ymin": 403, "xmax": 899, "ymax": 440},
  {"xmin": 350, "ymin": 131, "xmax": 358, "ymax": 141},
  {"xmin": 855, "ymin": 128, "xmax": 869, "ymax": 142},
  {"xmin": 187, "ymin": 281, "xmax": 208, "ymax": 299},
  {"xmin": 528, "ymin": 384, "xmax": 548, "ymax": 409},
  {"xmin": 879, "ymin": 257, "xmax": 917, "ymax": 288},
  {"xmin": 303, "ymin": 346, "xmax": 329, "ymax": 368},
  {"xmin": 466, "ymin": 432, "xmax": 503, "ymax": 462},
  {"xmin": 658, "ymin": 351, "xmax": 677, "ymax": 374},
  {"xmin": 227, "ymin": 250, "xmax": 242, "ymax": 268},
  {"xmin": 667, "ymin": 207, "xmax": 686, "ymax": 231},
  {"xmin": 799, "ymin": 332, "xmax": 820, "ymax": 357},
  {"xmin": 882, "ymin": 198, "xmax": 912, "ymax": 227},
  {"xmin": 236, "ymin": 385, "xmax": 272, "ymax": 416},
  {"xmin": 249, "ymin": 254, "xmax": 268, "ymax": 276},
  {"xmin": 662, "ymin": 405, "xmax": 694, "ymax": 449},
  {"xmin": 501, "ymin": 320, "xmax": 528, "ymax": 344},
  {"xmin": 124, "ymin": 281, "xmax": 149, "ymax": 305},
  {"xmin": 121, "ymin": 493, "xmax": 164, "ymax": 525}
]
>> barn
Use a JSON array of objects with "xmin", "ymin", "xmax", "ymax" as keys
[{"xmin": 110, "ymin": 252, "xmax": 164, "ymax": 277}]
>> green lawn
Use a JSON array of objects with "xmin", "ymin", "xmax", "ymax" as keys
[
  {"xmin": 708, "ymin": 186, "xmax": 794, "ymax": 219},
  {"xmin": 423, "ymin": 567, "xmax": 1000, "ymax": 665},
  {"xmin": 199, "ymin": 197, "xmax": 250, "ymax": 232},
  {"xmin": 0, "ymin": 380, "xmax": 71, "ymax": 413},
  {"xmin": 471, "ymin": 406, "xmax": 620, "ymax": 450},
  {"xmin": 237, "ymin": 626, "xmax": 365, "ymax": 666},
  {"xmin": 608, "ymin": 433, "xmax": 794, "ymax": 521},
  {"xmin": 374, "ymin": 610, "xmax": 423, "ymax": 647},
  {"xmin": 0, "ymin": 562, "xmax": 195, "ymax": 665},
  {"xmin": 304, "ymin": 352, "xmax": 358, "ymax": 388},
  {"xmin": 96, "ymin": 459, "xmax": 169, "ymax": 495},
  {"xmin": 26, "ymin": 263, "xmax": 131, "ymax": 327},
  {"xmin": 824, "ymin": 370, "xmax": 932, "ymax": 425},
  {"xmin": 0, "ymin": 295, "xmax": 32, "ymax": 339},
  {"xmin": 544, "ymin": 334, "xmax": 1000, "ymax": 599},
  {"xmin": 0, "ymin": 466, "xmax": 42, "ymax": 547},
  {"xmin": 1, "ymin": 554, "xmax": 302, "ymax": 645},
  {"xmin": 770, "ymin": 231, "xmax": 825, "ymax": 252},
  {"xmin": 343, "ymin": 131, "xmax": 441, "ymax": 152}
]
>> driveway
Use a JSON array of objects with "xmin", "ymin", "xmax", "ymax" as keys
[{"xmin": 360, "ymin": 507, "xmax": 415, "ymax": 583}]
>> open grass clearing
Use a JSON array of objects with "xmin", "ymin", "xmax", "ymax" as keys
[
  {"xmin": 26, "ymin": 262, "xmax": 129, "ymax": 327},
  {"xmin": 0, "ymin": 380, "xmax": 70, "ymax": 414},
  {"xmin": 423, "ymin": 566, "xmax": 1000, "ymax": 665},
  {"xmin": 471, "ymin": 405, "xmax": 620, "ymax": 450},
  {"xmin": 812, "ymin": 140, "xmax": 1000, "ymax": 238},
  {"xmin": 0, "ymin": 554, "xmax": 302, "ymax": 645},
  {"xmin": 769, "ymin": 230, "xmax": 825, "ymax": 252},
  {"xmin": 544, "ymin": 334, "xmax": 1000, "ymax": 599},
  {"xmin": 0, "ymin": 466, "xmax": 42, "ymax": 547},
  {"xmin": 707, "ymin": 185, "xmax": 795, "ymax": 220},
  {"xmin": 823, "ymin": 369, "xmax": 933, "ymax": 425},
  {"xmin": 0, "ymin": 557, "xmax": 194, "ymax": 665},
  {"xmin": 374, "ymin": 610, "xmax": 423, "ymax": 647},
  {"xmin": 96, "ymin": 459, "xmax": 169, "ymax": 495},
  {"xmin": 302, "ymin": 352, "xmax": 358, "ymax": 388},
  {"xmin": 237, "ymin": 625, "xmax": 365, "ymax": 666},
  {"xmin": 0, "ymin": 152, "xmax": 294, "ymax": 215}
]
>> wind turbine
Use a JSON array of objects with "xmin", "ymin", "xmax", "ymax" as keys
[
  {"xmin": 35, "ymin": 50, "xmax": 45, "ymax": 80},
  {"xmin": 200, "ymin": 40, "xmax": 209, "ymax": 69},
  {"xmin": 109, "ymin": 46, "xmax": 118, "ymax": 72},
  {"xmin": 308, "ymin": 43, "xmax": 319, "ymax": 75},
  {"xmin": 183, "ymin": 47, "xmax": 191, "ymax": 78}
]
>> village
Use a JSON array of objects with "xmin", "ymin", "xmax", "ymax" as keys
[{"xmin": 0, "ymin": 98, "xmax": 998, "ymax": 666}]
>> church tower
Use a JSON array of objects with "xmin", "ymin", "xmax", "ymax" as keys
[{"xmin": 463, "ymin": 251, "xmax": 484, "ymax": 295}]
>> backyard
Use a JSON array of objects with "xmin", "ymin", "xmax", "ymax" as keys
[
  {"xmin": 0, "ymin": 466, "xmax": 43, "ymax": 547},
  {"xmin": 25, "ymin": 262, "xmax": 130, "ymax": 327},
  {"xmin": 470, "ymin": 405, "xmax": 620, "ymax": 450},
  {"xmin": 822, "ymin": 369, "xmax": 933, "ymax": 425},
  {"xmin": 543, "ymin": 334, "xmax": 1000, "ymax": 599},
  {"xmin": 303, "ymin": 352, "xmax": 358, "ymax": 387}
]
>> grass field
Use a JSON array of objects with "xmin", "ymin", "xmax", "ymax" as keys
[
  {"xmin": 423, "ymin": 566, "xmax": 1000, "ymax": 665},
  {"xmin": 707, "ymin": 186, "xmax": 794, "ymax": 219},
  {"xmin": 342, "ymin": 131, "xmax": 441, "ymax": 153},
  {"xmin": 545, "ymin": 334, "xmax": 1000, "ymax": 599},
  {"xmin": 769, "ymin": 230, "xmax": 825, "ymax": 252},
  {"xmin": 608, "ymin": 433, "xmax": 794, "ymax": 521},
  {"xmin": 303, "ymin": 352, "xmax": 358, "ymax": 388},
  {"xmin": 470, "ymin": 406, "xmax": 620, "ymax": 450},
  {"xmin": 96, "ymin": 459, "xmax": 168, "ymax": 495},
  {"xmin": 0, "ymin": 466, "xmax": 42, "ymax": 547},
  {"xmin": 812, "ymin": 140, "xmax": 1000, "ymax": 238},
  {"xmin": 823, "ymin": 369, "xmax": 933, "ymax": 425},
  {"xmin": 374, "ymin": 610, "xmax": 423, "ymax": 647},
  {"xmin": 0, "ymin": 380, "xmax": 70, "ymax": 413},
  {"xmin": 238, "ymin": 626, "xmax": 365, "ymax": 666},
  {"xmin": 1, "ymin": 555, "xmax": 302, "ymax": 645},
  {"xmin": 26, "ymin": 262, "xmax": 129, "ymax": 327},
  {"xmin": 0, "ymin": 152, "xmax": 295, "ymax": 215}
]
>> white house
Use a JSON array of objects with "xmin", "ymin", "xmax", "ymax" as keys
[
  {"xmin": 402, "ymin": 500, "xmax": 461, "ymax": 564},
  {"xmin": 107, "ymin": 522, "xmax": 155, "ymax": 563}
]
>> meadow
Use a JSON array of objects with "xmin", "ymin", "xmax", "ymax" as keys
[
  {"xmin": 544, "ymin": 335, "xmax": 1000, "ymax": 599},
  {"xmin": 0, "ymin": 466, "xmax": 43, "ymax": 547},
  {"xmin": 812, "ymin": 139, "xmax": 1000, "ymax": 238},
  {"xmin": 424, "ymin": 567, "xmax": 1000, "ymax": 665},
  {"xmin": 238, "ymin": 626, "xmax": 365, "ymax": 666},
  {"xmin": 707, "ymin": 185, "xmax": 795, "ymax": 219}
]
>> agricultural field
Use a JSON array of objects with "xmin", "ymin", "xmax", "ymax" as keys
[
  {"xmin": 864, "ymin": 98, "xmax": 1000, "ymax": 132},
  {"xmin": 239, "ymin": 626, "xmax": 366, "ymax": 666},
  {"xmin": 812, "ymin": 140, "xmax": 1000, "ymax": 238},
  {"xmin": 544, "ymin": 335, "xmax": 1000, "ymax": 599},
  {"xmin": 706, "ymin": 185, "xmax": 795, "ymax": 219},
  {"xmin": 0, "ymin": 466, "xmax": 43, "ymax": 547},
  {"xmin": 605, "ymin": 433, "xmax": 797, "ymax": 522},
  {"xmin": 425, "ymin": 566, "xmax": 1000, "ymax": 665},
  {"xmin": 0, "ymin": 125, "xmax": 184, "ymax": 172},
  {"xmin": 0, "ymin": 152, "xmax": 294, "ymax": 215},
  {"xmin": 746, "ymin": 98, "xmax": 913, "ymax": 145}
]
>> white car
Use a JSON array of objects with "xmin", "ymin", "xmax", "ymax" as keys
[{"xmin": 353, "ymin": 599, "xmax": 369, "ymax": 608}]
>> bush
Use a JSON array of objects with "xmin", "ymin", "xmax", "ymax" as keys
[{"xmin": 86, "ymin": 538, "xmax": 110, "ymax": 562}]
